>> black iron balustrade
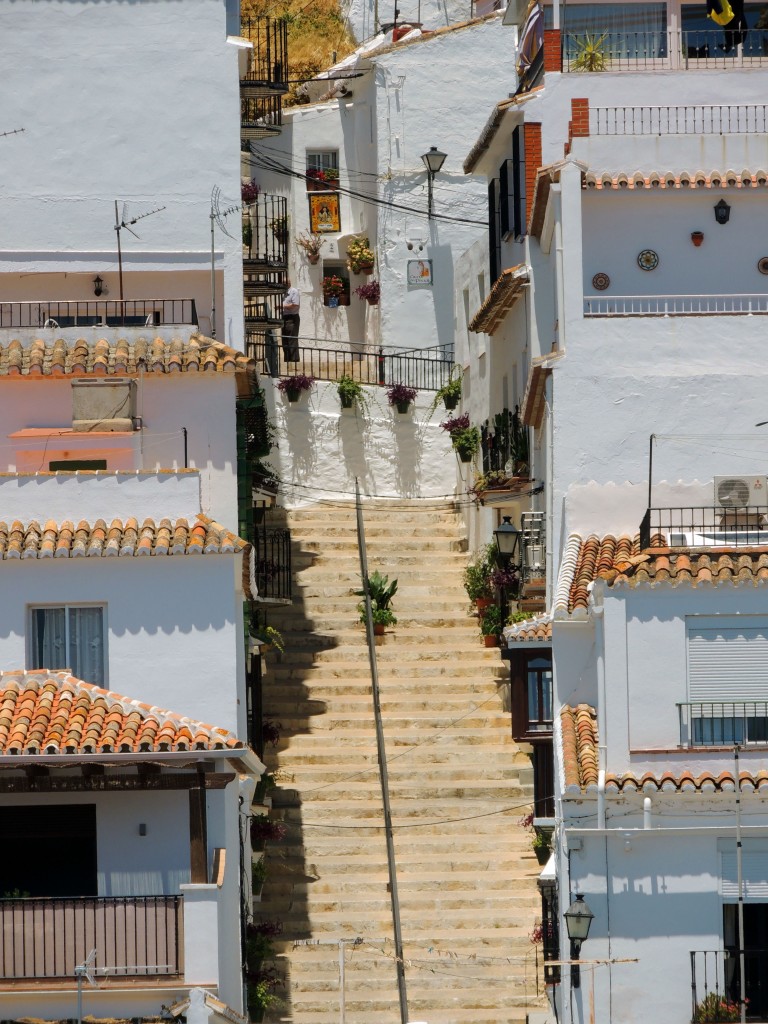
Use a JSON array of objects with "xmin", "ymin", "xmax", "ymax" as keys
[
  {"xmin": 245, "ymin": 335, "xmax": 454, "ymax": 391},
  {"xmin": 481, "ymin": 407, "xmax": 528, "ymax": 475},
  {"xmin": 640, "ymin": 506, "xmax": 768, "ymax": 550},
  {"xmin": 691, "ymin": 949, "xmax": 768, "ymax": 1022},
  {"xmin": 240, "ymin": 17, "xmax": 288, "ymax": 97},
  {"xmin": 254, "ymin": 526, "xmax": 292, "ymax": 602},
  {"xmin": 0, "ymin": 299, "xmax": 197, "ymax": 330},
  {"xmin": 0, "ymin": 895, "xmax": 182, "ymax": 978},
  {"xmin": 241, "ymin": 93, "xmax": 283, "ymax": 139},
  {"xmin": 563, "ymin": 28, "xmax": 768, "ymax": 72},
  {"xmin": 593, "ymin": 103, "xmax": 768, "ymax": 136},
  {"xmin": 678, "ymin": 701, "xmax": 768, "ymax": 747},
  {"xmin": 243, "ymin": 194, "xmax": 288, "ymax": 272}
]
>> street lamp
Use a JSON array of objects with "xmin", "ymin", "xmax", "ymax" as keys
[
  {"xmin": 564, "ymin": 893, "xmax": 594, "ymax": 989},
  {"xmin": 494, "ymin": 515, "xmax": 522, "ymax": 564},
  {"xmin": 421, "ymin": 146, "xmax": 447, "ymax": 219},
  {"xmin": 714, "ymin": 198, "xmax": 731, "ymax": 225}
]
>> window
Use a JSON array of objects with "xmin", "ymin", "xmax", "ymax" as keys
[
  {"xmin": 306, "ymin": 150, "xmax": 339, "ymax": 191},
  {"xmin": 29, "ymin": 606, "xmax": 106, "ymax": 686},
  {"xmin": 49, "ymin": 460, "xmax": 108, "ymax": 471},
  {"xmin": 510, "ymin": 649, "xmax": 553, "ymax": 738},
  {"xmin": 0, "ymin": 804, "xmax": 97, "ymax": 896},
  {"xmin": 321, "ymin": 260, "xmax": 350, "ymax": 306},
  {"xmin": 681, "ymin": 4, "xmax": 767, "ymax": 56},
  {"xmin": 685, "ymin": 617, "xmax": 768, "ymax": 745},
  {"xmin": 488, "ymin": 178, "xmax": 501, "ymax": 281},
  {"xmin": 307, "ymin": 151, "xmax": 338, "ymax": 173},
  {"xmin": 545, "ymin": 3, "xmax": 668, "ymax": 60}
]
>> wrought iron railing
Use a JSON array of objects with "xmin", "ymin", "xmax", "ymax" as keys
[
  {"xmin": 592, "ymin": 103, "xmax": 768, "ymax": 135},
  {"xmin": 584, "ymin": 294, "xmax": 768, "ymax": 317},
  {"xmin": 241, "ymin": 93, "xmax": 283, "ymax": 139},
  {"xmin": 254, "ymin": 526, "xmax": 292, "ymax": 602},
  {"xmin": 690, "ymin": 949, "xmax": 768, "ymax": 1022},
  {"xmin": 481, "ymin": 407, "xmax": 528, "ymax": 475},
  {"xmin": 679, "ymin": 701, "xmax": 768, "ymax": 747},
  {"xmin": 521, "ymin": 511, "xmax": 546, "ymax": 586},
  {"xmin": 640, "ymin": 506, "xmax": 768, "ymax": 550},
  {"xmin": 0, "ymin": 299, "xmax": 197, "ymax": 329},
  {"xmin": 563, "ymin": 28, "xmax": 768, "ymax": 72},
  {"xmin": 246, "ymin": 335, "xmax": 454, "ymax": 390},
  {"xmin": 240, "ymin": 17, "xmax": 288, "ymax": 95},
  {"xmin": 0, "ymin": 895, "xmax": 182, "ymax": 978},
  {"xmin": 243, "ymin": 194, "xmax": 288, "ymax": 270}
]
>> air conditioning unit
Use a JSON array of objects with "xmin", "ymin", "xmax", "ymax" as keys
[{"xmin": 714, "ymin": 476, "xmax": 768, "ymax": 508}]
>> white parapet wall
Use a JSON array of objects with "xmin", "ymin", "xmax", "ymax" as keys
[
  {"xmin": 181, "ymin": 883, "xmax": 222, "ymax": 989},
  {"xmin": 265, "ymin": 381, "xmax": 464, "ymax": 505}
]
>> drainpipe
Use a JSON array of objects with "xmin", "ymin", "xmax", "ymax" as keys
[
  {"xmin": 594, "ymin": 601, "xmax": 607, "ymax": 830},
  {"xmin": 552, "ymin": 185, "xmax": 566, "ymax": 353},
  {"xmin": 643, "ymin": 796, "xmax": 652, "ymax": 830}
]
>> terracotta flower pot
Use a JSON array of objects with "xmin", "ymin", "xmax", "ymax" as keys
[
  {"xmin": 360, "ymin": 263, "xmax": 375, "ymax": 275},
  {"xmin": 373, "ymin": 623, "xmax": 386, "ymax": 636},
  {"xmin": 308, "ymin": 253, "xmax": 320, "ymax": 264},
  {"xmin": 691, "ymin": 231, "xmax": 704, "ymax": 247},
  {"xmin": 476, "ymin": 598, "xmax": 493, "ymax": 613},
  {"xmin": 483, "ymin": 634, "xmax": 498, "ymax": 648}
]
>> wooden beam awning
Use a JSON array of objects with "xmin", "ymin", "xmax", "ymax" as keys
[
  {"xmin": 521, "ymin": 351, "xmax": 563, "ymax": 429},
  {"xmin": 468, "ymin": 264, "xmax": 529, "ymax": 336},
  {"xmin": 0, "ymin": 767, "xmax": 236, "ymax": 793}
]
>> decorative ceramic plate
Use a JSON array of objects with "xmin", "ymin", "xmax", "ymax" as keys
[
  {"xmin": 758, "ymin": 257, "xmax": 768, "ymax": 275},
  {"xmin": 637, "ymin": 249, "xmax": 659, "ymax": 271},
  {"xmin": 592, "ymin": 272, "xmax": 610, "ymax": 291}
]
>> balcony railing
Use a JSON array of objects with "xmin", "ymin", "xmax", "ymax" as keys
[
  {"xmin": 691, "ymin": 949, "xmax": 768, "ymax": 1022},
  {"xmin": 584, "ymin": 294, "xmax": 768, "ymax": 317},
  {"xmin": 247, "ymin": 335, "xmax": 454, "ymax": 390},
  {"xmin": 640, "ymin": 506, "xmax": 768, "ymax": 550},
  {"xmin": 241, "ymin": 94, "xmax": 282, "ymax": 139},
  {"xmin": 679, "ymin": 702, "xmax": 768, "ymax": 747},
  {"xmin": 240, "ymin": 17, "xmax": 288, "ymax": 97},
  {"xmin": 481, "ymin": 406, "xmax": 528, "ymax": 475},
  {"xmin": 593, "ymin": 103, "xmax": 768, "ymax": 136},
  {"xmin": 0, "ymin": 299, "xmax": 197, "ymax": 330},
  {"xmin": 0, "ymin": 896, "xmax": 182, "ymax": 979},
  {"xmin": 563, "ymin": 28, "xmax": 768, "ymax": 72},
  {"xmin": 243, "ymin": 194, "xmax": 288, "ymax": 271}
]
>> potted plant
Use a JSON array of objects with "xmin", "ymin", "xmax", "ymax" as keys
[
  {"xmin": 441, "ymin": 413, "xmax": 481, "ymax": 463},
  {"xmin": 296, "ymin": 231, "xmax": 325, "ymax": 265},
  {"xmin": 324, "ymin": 166, "xmax": 340, "ymax": 190},
  {"xmin": 251, "ymin": 814, "xmax": 287, "ymax": 851},
  {"xmin": 463, "ymin": 546, "xmax": 495, "ymax": 610},
  {"xmin": 354, "ymin": 279, "xmax": 380, "ymax": 305},
  {"xmin": 355, "ymin": 569, "xmax": 398, "ymax": 636},
  {"xmin": 277, "ymin": 374, "xmax": 315, "ymax": 402},
  {"xmin": 511, "ymin": 406, "xmax": 530, "ymax": 475},
  {"xmin": 270, "ymin": 215, "xmax": 289, "ymax": 243},
  {"xmin": 479, "ymin": 603, "xmax": 503, "ymax": 646},
  {"xmin": 347, "ymin": 235, "xmax": 375, "ymax": 274},
  {"xmin": 322, "ymin": 275, "xmax": 345, "ymax": 308},
  {"xmin": 305, "ymin": 167, "xmax": 327, "ymax": 191},
  {"xmin": 252, "ymin": 854, "xmax": 267, "ymax": 898},
  {"xmin": 387, "ymin": 382, "xmax": 418, "ymax": 414},
  {"xmin": 337, "ymin": 374, "xmax": 366, "ymax": 409},
  {"xmin": 490, "ymin": 563, "xmax": 520, "ymax": 599},
  {"xmin": 569, "ymin": 32, "xmax": 609, "ymax": 71},
  {"xmin": 430, "ymin": 369, "xmax": 462, "ymax": 412},
  {"xmin": 241, "ymin": 179, "xmax": 260, "ymax": 204},
  {"xmin": 251, "ymin": 624, "xmax": 285, "ymax": 654},
  {"xmin": 242, "ymin": 217, "xmax": 253, "ymax": 254},
  {"xmin": 693, "ymin": 993, "xmax": 742, "ymax": 1022}
]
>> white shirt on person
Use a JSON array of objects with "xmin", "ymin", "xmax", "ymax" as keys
[{"xmin": 284, "ymin": 287, "xmax": 300, "ymax": 312}]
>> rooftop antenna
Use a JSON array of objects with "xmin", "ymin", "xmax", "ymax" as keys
[
  {"xmin": 114, "ymin": 200, "xmax": 166, "ymax": 302},
  {"xmin": 0, "ymin": 127, "xmax": 25, "ymax": 140},
  {"xmin": 210, "ymin": 185, "xmax": 242, "ymax": 338},
  {"xmin": 74, "ymin": 947, "xmax": 98, "ymax": 1024}
]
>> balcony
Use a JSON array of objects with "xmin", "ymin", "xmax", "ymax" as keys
[
  {"xmin": 561, "ymin": 27, "xmax": 768, "ymax": 72},
  {"xmin": 0, "ymin": 896, "xmax": 182, "ymax": 980},
  {"xmin": 639, "ymin": 505, "xmax": 768, "ymax": 550},
  {"xmin": 240, "ymin": 17, "xmax": 288, "ymax": 99},
  {"xmin": 0, "ymin": 299, "xmax": 197, "ymax": 330},
  {"xmin": 243, "ymin": 194, "xmax": 288, "ymax": 273},
  {"xmin": 691, "ymin": 949, "xmax": 768, "ymax": 1022},
  {"xmin": 678, "ymin": 702, "xmax": 768, "ymax": 748},
  {"xmin": 241, "ymin": 94, "xmax": 282, "ymax": 140},
  {"xmin": 584, "ymin": 294, "xmax": 768, "ymax": 317},
  {"xmin": 593, "ymin": 103, "xmax": 768, "ymax": 136}
]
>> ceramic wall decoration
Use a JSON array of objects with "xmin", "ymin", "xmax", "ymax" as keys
[
  {"xmin": 758, "ymin": 257, "xmax": 768, "ymax": 275},
  {"xmin": 637, "ymin": 249, "xmax": 659, "ymax": 271},
  {"xmin": 592, "ymin": 272, "xmax": 610, "ymax": 290}
]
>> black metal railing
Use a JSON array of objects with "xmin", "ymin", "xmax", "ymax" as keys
[
  {"xmin": 254, "ymin": 526, "xmax": 292, "ymax": 602},
  {"xmin": 0, "ymin": 299, "xmax": 197, "ymax": 330},
  {"xmin": 640, "ymin": 506, "xmax": 768, "ymax": 550},
  {"xmin": 593, "ymin": 103, "xmax": 768, "ymax": 136},
  {"xmin": 691, "ymin": 949, "xmax": 768, "ymax": 1022},
  {"xmin": 243, "ymin": 194, "xmax": 288, "ymax": 270},
  {"xmin": 0, "ymin": 895, "xmax": 182, "ymax": 978},
  {"xmin": 241, "ymin": 93, "xmax": 283, "ymax": 139},
  {"xmin": 679, "ymin": 701, "xmax": 768, "ymax": 747},
  {"xmin": 563, "ymin": 28, "xmax": 768, "ymax": 71},
  {"xmin": 240, "ymin": 17, "xmax": 288, "ymax": 95},
  {"xmin": 481, "ymin": 406, "xmax": 528, "ymax": 475},
  {"xmin": 246, "ymin": 335, "xmax": 454, "ymax": 390}
]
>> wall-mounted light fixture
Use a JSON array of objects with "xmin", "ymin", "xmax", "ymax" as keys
[
  {"xmin": 714, "ymin": 199, "xmax": 731, "ymax": 225},
  {"xmin": 93, "ymin": 275, "xmax": 104, "ymax": 297},
  {"xmin": 564, "ymin": 893, "xmax": 594, "ymax": 989},
  {"xmin": 420, "ymin": 146, "xmax": 447, "ymax": 219}
]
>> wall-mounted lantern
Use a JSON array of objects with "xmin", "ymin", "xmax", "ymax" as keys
[{"xmin": 714, "ymin": 199, "xmax": 731, "ymax": 225}]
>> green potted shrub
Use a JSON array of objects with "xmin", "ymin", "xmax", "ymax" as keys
[
  {"xmin": 479, "ymin": 603, "xmax": 503, "ymax": 647},
  {"xmin": 324, "ymin": 166, "xmax": 340, "ymax": 189},
  {"xmin": 270, "ymin": 215, "xmax": 289, "ymax": 243},
  {"xmin": 355, "ymin": 569, "xmax": 398, "ymax": 635},
  {"xmin": 347, "ymin": 235, "xmax": 375, "ymax": 274},
  {"xmin": 463, "ymin": 547, "xmax": 494, "ymax": 610},
  {"xmin": 322, "ymin": 274, "xmax": 345, "ymax": 308},
  {"xmin": 441, "ymin": 413, "xmax": 481, "ymax": 463},
  {"xmin": 337, "ymin": 375, "xmax": 366, "ymax": 409},
  {"xmin": 569, "ymin": 32, "xmax": 609, "ymax": 71},
  {"xmin": 693, "ymin": 993, "xmax": 741, "ymax": 1022},
  {"xmin": 431, "ymin": 370, "xmax": 462, "ymax": 412}
]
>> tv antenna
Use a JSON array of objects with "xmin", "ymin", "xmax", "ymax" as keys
[
  {"xmin": 114, "ymin": 200, "xmax": 166, "ymax": 301},
  {"xmin": 0, "ymin": 127, "xmax": 25, "ymax": 140},
  {"xmin": 210, "ymin": 185, "xmax": 242, "ymax": 338},
  {"xmin": 75, "ymin": 947, "xmax": 98, "ymax": 1024}
]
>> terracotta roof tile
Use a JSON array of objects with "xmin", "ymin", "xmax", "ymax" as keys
[
  {"xmin": 0, "ymin": 670, "xmax": 244, "ymax": 756},
  {"xmin": 0, "ymin": 333, "xmax": 252, "ymax": 378},
  {"xmin": 0, "ymin": 515, "xmax": 246, "ymax": 560},
  {"xmin": 504, "ymin": 613, "xmax": 552, "ymax": 644},
  {"xmin": 584, "ymin": 168, "xmax": 768, "ymax": 191},
  {"xmin": 561, "ymin": 704, "xmax": 599, "ymax": 791},
  {"xmin": 564, "ymin": 532, "xmax": 768, "ymax": 612},
  {"xmin": 468, "ymin": 265, "xmax": 529, "ymax": 335}
]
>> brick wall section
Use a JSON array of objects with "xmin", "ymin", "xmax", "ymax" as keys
[
  {"xmin": 571, "ymin": 98, "xmax": 590, "ymax": 137},
  {"xmin": 524, "ymin": 122, "xmax": 543, "ymax": 227},
  {"xmin": 543, "ymin": 29, "xmax": 561, "ymax": 71}
]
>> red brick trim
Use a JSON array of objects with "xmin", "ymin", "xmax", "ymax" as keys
[
  {"xmin": 543, "ymin": 29, "xmax": 561, "ymax": 72},
  {"xmin": 523, "ymin": 123, "xmax": 543, "ymax": 226},
  {"xmin": 571, "ymin": 97, "xmax": 590, "ymax": 137}
]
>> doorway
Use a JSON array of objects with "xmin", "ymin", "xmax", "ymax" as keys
[{"xmin": 723, "ymin": 903, "xmax": 768, "ymax": 1019}]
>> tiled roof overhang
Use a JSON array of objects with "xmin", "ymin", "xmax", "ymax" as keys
[
  {"xmin": 463, "ymin": 88, "xmax": 541, "ymax": 175},
  {"xmin": 0, "ymin": 333, "xmax": 253, "ymax": 377},
  {"xmin": 504, "ymin": 613, "xmax": 552, "ymax": 644},
  {"xmin": 468, "ymin": 265, "xmax": 529, "ymax": 335},
  {"xmin": 521, "ymin": 351, "xmax": 562, "ymax": 429},
  {"xmin": 0, "ymin": 670, "xmax": 251, "ymax": 759},
  {"xmin": 584, "ymin": 169, "xmax": 768, "ymax": 191}
]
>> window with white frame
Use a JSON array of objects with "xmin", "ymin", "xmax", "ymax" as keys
[
  {"xmin": 306, "ymin": 150, "xmax": 339, "ymax": 190},
  {"xmin": 29, "ymin": 605, "xmax": 106, "ymax": 686},
  {"xmin": 685, "ymin": 617, "xmax": 768, "ymax": 745}
]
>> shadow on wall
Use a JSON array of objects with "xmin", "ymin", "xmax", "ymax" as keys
[
  {"xmin": 338, "ymin": 407, "xmax": 377, "ymax": 495},
  {"xmin": 391, "ymin": 408, "xmax": 423, "ymax": 498}
]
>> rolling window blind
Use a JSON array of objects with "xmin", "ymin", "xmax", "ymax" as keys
[{"xmin": 688, "ymin": 623, "xmax": 768, "ymax": 701}]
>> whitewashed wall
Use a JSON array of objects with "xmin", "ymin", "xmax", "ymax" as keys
[
  {"xmin": 0, "ymin": 557, "xmax": 245, "ymax": 736},
  {"xmin": 1, "ymin": 0, "xmax": 243, "ymax": 346},
  {"xmin": 344, "ymin": 0, "xmax": 486, "ymax": 49}
]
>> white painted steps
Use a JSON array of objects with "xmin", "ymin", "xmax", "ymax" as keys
[{"xmin": 259, "ymin": 500, "xmax": 545, "ymax": 1024}]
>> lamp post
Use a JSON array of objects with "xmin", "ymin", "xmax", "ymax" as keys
[
  {"xmin": 420, "ymin": 146, "xmax": 447, "ymax": 219},
  {"xmin": 564, "ymin": 893, "xmax": 594, "ymax": 989},
  {"xmin": 493, "ymin": 515, "xmax": 522, "ymax": 625}
]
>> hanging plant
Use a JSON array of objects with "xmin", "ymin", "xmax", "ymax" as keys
[
  {"xmin": 430, "ymin": 368, "xmax": 462, "ymax": 412},
  {"xmin": 277, "ymin": 374, "xmax": 315, "ymax": 402},
  {"xmin": 337, "ymin": 375, "xmax": 367, "ymax": 409},
  {"xmin": 296, "ymin": 231, "xmax": 325, "ymax": 264},
  {"xmin": 241, "ymin": 179, "xmax": 260, "ymax": 204},
  {"xmin": 347, "ymin": 235, "xmax": 375, "ymax": 274},
  {"xmin": 387, "ymin": 382, "xmax": 418, "ymax": 413},
  {"xmin": 354, "ymin": 279, "xmax": 380, "ymax": 305}
]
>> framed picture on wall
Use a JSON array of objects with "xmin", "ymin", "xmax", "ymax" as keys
[
  {"xmin": 407, "ymin": 259, "xmax": 433, "ymax": 287},
  {"xmin": 309, "ymin": 193, "xmax": 341, "ymax": 233}
]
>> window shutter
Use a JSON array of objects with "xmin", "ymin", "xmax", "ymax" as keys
[
  {"xmin": 689, "ymin": 623, "xmax": 768, "ymax": 701},
  {"xmin": 721, "ymin": 849, "xmax": 768, "ymax": 900},
  {"xmin": 500, "ymin": 159, "xmax": 512, "ymax": 237},
  {"xmin": 512, "ymin": 126, "xmax": 526, "ymax": 239}
]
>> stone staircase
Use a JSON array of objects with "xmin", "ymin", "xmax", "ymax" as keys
[{"xmin": 258, "ymin": 499, "xmax": 546, "ymax": 1024}]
